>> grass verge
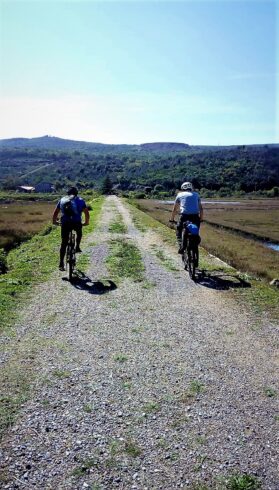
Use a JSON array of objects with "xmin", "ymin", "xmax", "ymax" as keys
[{"xmin": 106, "ymin": 238, "xmax": 145, "ymax": 283}]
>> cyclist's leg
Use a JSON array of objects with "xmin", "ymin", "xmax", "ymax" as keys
[
  {"xmin": 60, "ymin": 224, "xmax": 70, "ymax": 267},
  {"xmin": 74, "ymin": 223, "xmax": 82, "ymax": 252},
  {"xmin": 176, "ymin": 215, "xmax": 185, "ymax": 252}
]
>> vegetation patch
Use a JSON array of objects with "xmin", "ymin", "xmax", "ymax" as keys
[
  {"xmin": 143, "ymin": 401, "xmax": 160, "ymax": 413},
  {"xmin": 71, "ymin": 458, "xmax": 97, "ymax": 477},
  {"xmin": 113, "ymin": 353, "xmax": 128, "ymax": 363},
  {"xmin": 151, "ymin": 245, "xmax": 179, "ymax": 271},
  {"xmin": 124, "ymin": 440, "xmax": 142, "ymax": 457},
  {"xmin": 106, "ymin": 238, "xmax": 145, "ymax": 282},
  {"xmin": 224, "ymin": 473, "xmax": 261, "ymax": 490},
  {"xmin": 108, "ymin": 212, "xmax": 128, "ymax": 234}
]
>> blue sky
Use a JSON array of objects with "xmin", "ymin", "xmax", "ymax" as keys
[{"xmin": 0, "ymin": 0, "xmax": 277, "ymax": 144}]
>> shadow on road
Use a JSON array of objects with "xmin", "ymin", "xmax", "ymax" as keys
[
  {"xmin": 195, "ymin": 270, "xmax": 251, "ymax": 290},
  {"xmin": 63, "ymin": 271, "xmax": 117, "ymax": 295}
]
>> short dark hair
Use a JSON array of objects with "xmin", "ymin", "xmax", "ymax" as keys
[{"xmin": 67, "ymin": 186, "xmax": 78, "ymax": 196}]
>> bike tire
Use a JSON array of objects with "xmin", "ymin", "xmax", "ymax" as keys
[
  {"xmin": 67, "ymin": 232, "xmax": 76, "ymax": 282},
  {"xmin": 194, "ymin": 246, "xmax": 199, "ymax": 268},
  {"xmin": 187, "ymin": 247, "xmax": 196, "ymax": 280}
]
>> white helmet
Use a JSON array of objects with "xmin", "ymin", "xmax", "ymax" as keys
[{"xmin": 181, "ymin": 181, "xmax": 193, "ymax": 191}]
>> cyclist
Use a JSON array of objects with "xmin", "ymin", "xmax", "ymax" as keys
[
  {"xmin": 52, "ymin": 186, "xmax": 90, "ymax": 270},
  {"xmin": 170, "ymin": 181, "xmax": 203, "ymax": 253}
]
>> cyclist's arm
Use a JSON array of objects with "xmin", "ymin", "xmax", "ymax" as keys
[
  {"xmin": 199, "ymin": 200, "xmax": 203, "ymax": 221},
  {"xmin": 52, "ymin": 207, "xmax": 60, "ymax": 224},
  {"xmin": 170, "ymin": 201, "xmax": 179, "ymax": 221},
  {"xmin": 83, "ymin": 207, "xmax": 90, "ymax": 226}
]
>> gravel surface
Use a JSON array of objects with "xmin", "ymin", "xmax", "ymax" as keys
[{"xmin": 0, "ymin": 196, "xmax": 278, "ymax": 489}]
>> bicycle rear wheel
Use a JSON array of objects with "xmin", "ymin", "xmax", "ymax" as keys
[
  {"xmin": 187, "ymin": 246, "xmax": 196, "ymax": 280},
  {"xmin": 67, "ymin": 232, "xmax": 76, "ymax": 282}
]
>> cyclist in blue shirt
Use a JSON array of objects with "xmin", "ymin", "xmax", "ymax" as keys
[
  {"xmin": 52, "ymin": 187, "xmax": 90, "ymax": 270},
  {"xmin": 170, "ymin": 182, "xmax": 203, "ymax": 253}
]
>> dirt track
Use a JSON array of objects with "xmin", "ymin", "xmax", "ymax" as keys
[{"xmin": 0, "ymin": 196, "xmax": 278, "ymax": 489}]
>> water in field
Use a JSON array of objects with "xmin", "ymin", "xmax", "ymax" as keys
[
  {"xmin": 159, "ymin": 200, "xmax": 242, "ymax": 205},
  {"xmin": 266, "ymin": 243, "xmax": 279, "ymax": 252}
]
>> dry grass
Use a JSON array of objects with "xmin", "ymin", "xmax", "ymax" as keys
[
  {"xmin": 203, "ymin": 200, "xmax": 279, "ymax": 242},
  {"xmin": 0, "ymin": 202, "xmax": 55, "ymax": 250},
  {"xmin": 133, "ymin": 199, "xmax": 279, "ymax": 281}
]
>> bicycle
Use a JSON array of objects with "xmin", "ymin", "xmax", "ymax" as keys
[
  {"xmin": 169, "ymin": 220, "xmax": 200, "ymax": 281},
  {"xmin": 66, "ymin": 229, "xmax": 76, "ymax": 282},
  {"xmin": 181, "ymin": 221, "xmax": 200, "ymax": 280}
]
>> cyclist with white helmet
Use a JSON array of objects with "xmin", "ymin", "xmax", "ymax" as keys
[{"xmin": 170, "ymin": 182, "xmax": 203, "ymax": 253}]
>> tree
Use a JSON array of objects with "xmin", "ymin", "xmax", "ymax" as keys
[{"xmin": 100, "ymin": 175, "xmax": 113, "ymax": 195}]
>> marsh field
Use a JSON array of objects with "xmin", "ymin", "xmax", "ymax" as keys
[
  {"xmin": 0, "ymin": 200, "xmax": 55, "ymax": 250},
  {"xmin": 132, "ymin": 198, "xmax": 279, "ymax": 282}
]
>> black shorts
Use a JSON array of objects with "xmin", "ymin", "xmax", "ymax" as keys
[{"xmin": 61, "ymin": 222, "xmax": 82, "ymax": 242}]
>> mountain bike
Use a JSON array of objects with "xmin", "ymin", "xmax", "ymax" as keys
[
  {"xmin": 169, "ymin": 220, "xmax": 200, "ymax": 281},
  {"xmin": 66, "ymin": 229, "xmax": 76, "ymax": 281},
  {"xmin": 181, "ymin": 222, "xmax": 200, "ymax": 281}
]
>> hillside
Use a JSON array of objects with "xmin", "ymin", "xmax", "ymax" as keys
[{"xmin": 0, "ymin": 136, "xmax": 278, "ymax": 193}]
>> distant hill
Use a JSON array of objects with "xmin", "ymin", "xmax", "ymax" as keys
[
  {"xmin": 0, "ymin": 136, "xmax": 190, "ymax": 153},
  {"xmin": 139, "ymin": 142, "xmax": 189, "ymax": 151},
  {"xmin": 0, "ymin": 136, "xmax": 278, "ymax": 193},
  {"xmin": 0, "ymin": 135, "xmax": 110, "ymax": 151}
]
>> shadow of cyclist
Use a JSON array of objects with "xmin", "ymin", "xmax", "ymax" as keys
[
  {"xmin": 63, "ymin": 270, "xmax": 117, "ymax": 295},
  {"xmin": 195, "ymin": 270, "xmax": 251, "ymax": 290}
]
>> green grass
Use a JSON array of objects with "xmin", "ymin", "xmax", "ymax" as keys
[
  {"xmin": 225, "ymin": 473, "xmax": 261, "ymax": 490},
  {"xmin": 190, "ymin": 380, "xmax": 204, "ymax": 394},
  {"xmin": 52, "ymin": 369, "xmax": 71, "ymax": 379},
  {"xmin": 143, "ymin": 401, "xmax": 160, "ymax": 413},
  {"xmin": 264, "ymin": 387, "xmax": 277, "ymax": 398},
  {"xmin": 113, "ymin": 353, "xmax": 128, "ymax": 363},
  {"xmin": 106, "ymin": 238, "xmax": 145, "ymax": 282},
  {"xmin": 108, "ymin": 213, "xmax": 128, "ymax": 234},
  {"xmin": 124, "ymin": 440, "xmax": 142, "ymax": 457},
  {"xmin": 151, "ymin": 245, "xmax": 179, "ymax": 271}
]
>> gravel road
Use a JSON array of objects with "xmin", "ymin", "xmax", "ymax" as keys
[{"xmin": 0, "ymin": 196, "xmax": 278, "ymax": 489}]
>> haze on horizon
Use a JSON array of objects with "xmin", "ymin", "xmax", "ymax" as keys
[{"xmin": 0, "ymin": 0, "xmax": 278, "ymax": 146}]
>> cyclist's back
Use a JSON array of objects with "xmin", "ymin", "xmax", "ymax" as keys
[{"xmin": 175, "ymin": 190, "xmax": 200, "ymax": 218}]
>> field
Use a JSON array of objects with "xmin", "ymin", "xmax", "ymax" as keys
[
  {"xmin": 132, "ymin": 198, "xmax": 279, "ymax": 282},
  {"xmin": 203, "ymin": 199, "xmax": 279, "ymax": 242},
  {"xmin": 0, "ymin": 201, "xmax": 56, "ymax": 250}
]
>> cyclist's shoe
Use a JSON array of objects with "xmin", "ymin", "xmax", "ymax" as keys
[
  {"xmin": 59, "ymin": 263, "xmax": 65, "ymax": 271},
  {"xmin": 75, "ymin": 247, "xmax": 82, "ymax": 253},
  {"xmin": 178, "ymin": 247, "xmax": 184, "ymax": 254}
]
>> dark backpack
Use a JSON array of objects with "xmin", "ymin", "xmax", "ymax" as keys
[{"xmin": 61, "ymin": 196, "xmax": 77, "ymax": 218}]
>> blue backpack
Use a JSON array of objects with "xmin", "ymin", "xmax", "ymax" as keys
[{"xmin": 186, "ymin": 223, "xmax": 199, "ymax": 235}]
